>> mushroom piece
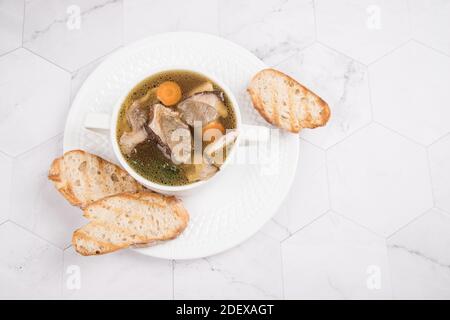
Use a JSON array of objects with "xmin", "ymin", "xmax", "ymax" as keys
[
  {"xmin": 177, "ymin": 99, "xmax": 219, "ymax": 126},
  {"xmin": 186, "ymin": 81, "xmax": 214, "ymax": 97},
  {"xmin": 177, "ymin": 91, "xmax": 228, "ymax": 126},
  {"xmin": 204, "ymin": 130, "xmax": 238, "ymax": 166},
  {"xmin": 184, "ymin": 163, "xmax": 218, "ymax": 182},
  {"xmin": 147, "ymin": 104, "xmax": 192, "ymax": 164},
  {"xmin": 198, "ymin": 164, "xmax": 218, "ymax": 180},
  {"xmin": 119, "ymin": 94, "xmax": 151, "ymax": 155},
  {"xmin": 119, "ymin": 129, "xmax": 148, "ymax": 156},
  {"xmin": 192, "ymin": 91, "xmax": 228, "ymax": 118}
]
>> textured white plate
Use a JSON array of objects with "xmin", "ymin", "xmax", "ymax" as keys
[{"xmin": 64, "ymin": 32, "xmax": 299, "ymax": 259}]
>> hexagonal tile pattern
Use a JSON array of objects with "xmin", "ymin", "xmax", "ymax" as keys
[
  {"xmin": 370, "ymin": 42, "xmax": 450, "ymax": 146},
  {"xmin": 219, "ymin": 0, "xmax": 315, "ymax": 66},
  {"xmin": 315, "ymin": 0, "xmax": 410, "ymax": 64},
  {"xmin": 388, "ymin": 209, "xmax": 450, "ymax": 299},
  {"xmin": 124, "ymin": 0, "xmax": 219, "ymax": 44},
  {"xmin": 429, "ymin": 134, "xmax": 450, "ymax": 213},
  {"xmin": 174, "ymin": 232, "xmax": 282, "ymax": 299},
  {"xmin": 259, "ymin": 219, "xmax": 291, "ymax": 242},
  {"xmin": 1, "ymin": 0, "xmax": 449, "ymax": 300},
  {"xmin": 282, "ymin": 212, "xmax": 391, "ymax": 299},
  {"xmin": 63, "ymin": 247, "xmax": 172, "ymax": 299},
  {"xmin": 410, "ymin": 0, "xmax": 450, "ymax": 55},
  {"xmin": 0, "ymin": 222, "xmax": 62, "ymax": 299},
  {"xmin": 276, "ymin": 43, "xmax": 371, "ymax": 149},
  {"xmin": 10, "ymin": 135, "xmax": 85, "ymax": 249},
  {"xmin": 327, "ymin": 124, "xmax": 433, "ymax": 236},
  {"xmin": 0, "ymin": 152, "xmax": 13, "ymax": 224},
  {"xmin": 0, "ymin": 49, "xmax": 70, "ymax": 156},
  {"xmin": 23, "ymin": 0, "xmax": 123, "ymax": 72},
  {"xmin": 0, "ymin": 0, "xmax": 24, "ymax": 55},
  {"xmin": 273, "ymin": 140, "xmax": 329, "ymax": 234}
]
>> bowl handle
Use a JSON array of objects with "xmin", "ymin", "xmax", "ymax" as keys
[
  {"xmin": 84, "ymin": 112, "xmax": 111, "ymax": 131},
  {"xmin": 240, "ymin": 124, "xmax": 271, "ymax": 145}
]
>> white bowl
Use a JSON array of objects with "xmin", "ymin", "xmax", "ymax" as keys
[{"xmin": 108, "ymin": 67, "xmax": 243, "ymax": 195}]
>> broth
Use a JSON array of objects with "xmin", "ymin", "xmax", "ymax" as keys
[{"xmin": 116, "ymin": 70, "xmax": 237, "ymax": 186}]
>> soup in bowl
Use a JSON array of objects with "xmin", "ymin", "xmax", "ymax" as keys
[{"xmin": 111, "ymin": 69, "xmax": 241, "ymax": 194}]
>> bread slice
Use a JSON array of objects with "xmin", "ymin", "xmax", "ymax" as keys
[
  {"xmin": 72, "ymin": 191, "xmax": 189, "ymax": 255},
  {"xmin": 48, "ymin": 150, "xmax": 144, "ymax": 208},
  {"xmin": 247, "ymin": 68, "xmax": 330, "ymax": 133}
]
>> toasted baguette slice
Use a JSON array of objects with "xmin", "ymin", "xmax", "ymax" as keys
[
  {"xmin": 48, "ymin": 150, "xmax": 144, "ymax": 208},
  {"xmin": 247, "ymin": 68, "xmax": 330, "ymax": 133},
  {"xmin": 72, "ymin": 191, "xmax": 189, "ymax": 255}
]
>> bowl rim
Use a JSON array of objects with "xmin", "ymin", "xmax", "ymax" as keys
[{"xmin": 110, "ymin": 66, "xmax": 242, "ymax": 193}]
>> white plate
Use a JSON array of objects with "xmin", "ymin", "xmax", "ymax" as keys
[{"xmin": 64, "ymin": 32, "xmax": 299, "ymax": 259}]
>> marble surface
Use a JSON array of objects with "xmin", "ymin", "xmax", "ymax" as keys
[
  {"xmin": 315, "ymin": 0, "xmax": 410, "ymax": 64},
  {"xmin": 276, "ymin": 43, "xmax": 372, "ymax": 149},
  {"xmin": 387, "ymin": 208, "xmax": 450, "ymax": 299},
  {"xmin": 282, "ymin": 212, "xmax": 392, "ymax": 299},
  {"xmin": 219, "ymin": 0, "xmax": 315, "ymax": 66},
  {"xmin": 0, "ymin": 49, "xmax": 71, "ymax": 156},
  {"xmin": 370, "ymin": 41, "xmax": 450, "ymax": 145},
  {"xmin": 23, "ymin": 0, "xmax": 123, "ymax": 72},
  {"xmin": 124, "ymin": 0, "xmax": 219, "ymax": 43},
  {"xmin": 0, "ymin": 0, "xmax": 24, "ymax": 55},
  {"xmin": 327, "ymin": 124, "xmax": 433, "ymax": 237},
  {"xmin": 0, "ymin": 0, "xmax": 449, "ymax": 300}
]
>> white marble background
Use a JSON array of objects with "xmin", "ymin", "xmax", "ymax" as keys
[{"xmin": 0, "ymin": 0, "xmax": 450, "ymax": 300}]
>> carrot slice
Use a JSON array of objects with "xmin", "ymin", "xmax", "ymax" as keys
[
  {"xmin": 203, "ymin": 121, "xmax": 225, "ymax": 135},
  {"xmin": 156, "ymin": 81, "xmax": 182, "ymax": 106},
  {"xmin": 203, "ymin": 121, "xmax": 225, "ymax": 143}
]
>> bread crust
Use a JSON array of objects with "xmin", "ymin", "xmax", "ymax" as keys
[
  {"xmin": 48, "ymin": 150, "xmax": 144, "ymax": 208},
  {"xmin": 49, "ymin": 151, "xmax": 189, "ymax": 256},
  {"xmin": 72, "ymin": 191, "xmax": 189, "ymax": 256},
  {"xmin": 72, "ymin": 229, "xmax": 122, "ymax": 256},
  {"xmin": 247, "ymin": 68, "xmax": 330, "ymax": 133},
  {"xmin": 48, "ymin": 157, "xmax": 62, "ymax": 182}
]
